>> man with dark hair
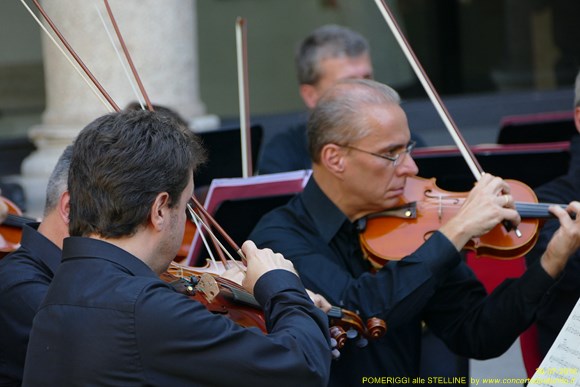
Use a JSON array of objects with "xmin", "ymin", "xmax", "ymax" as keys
[
  {"xmin": 22, "ymin": 110, "xmax": 331, "ymax": 386},
  {"xmin": 250, "ymin": 78, "xmax": 580, "ymax": 385},
  {"xmin": 124, "ymin": 101, "xmax": 189, "ymax": 129},
  {"xmin": 525, "ymin": 69, "xmax": 580, "ymax": 357},
  {"xmin": 257, "ymin": 24, "xmax": 423, "ymax": 175},
  {"xmin": 0, "ymin": 145, "xmax": 72, "ymax": 385},
  {"xmin": 257, "ymin": 25, "xmax": 373, "ymax": 175}
]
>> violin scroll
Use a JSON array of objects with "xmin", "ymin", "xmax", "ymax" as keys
[
  {"xmin": 366, "ymin": 317, "xmax": 388, "ymax": 339},
  {"xmin": 327, "ymin": 306, "xmax": 387, "ymax": 350},
  {"xmin": 0, "ymin": 196, "xmax": 34, "ymax": 258}
]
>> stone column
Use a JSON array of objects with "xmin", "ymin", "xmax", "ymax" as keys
[{"xmin": 20, "ymin": 0, "xmax": 215, "ymax": 217}]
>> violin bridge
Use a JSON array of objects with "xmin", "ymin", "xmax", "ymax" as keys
[{"xmin": 196, "ymin": 273, "xmax": 220, "ymax": 303}]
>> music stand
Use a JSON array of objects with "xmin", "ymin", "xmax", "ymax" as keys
[
  {"xmin": 413, "ymin": 142, "xmax": 571, "ymax": 192},
  {"xmin": 194, "ymin": 124, "xmax": 264, "ymax": 187},
  {"xmin": 185, "ymin": 170, "xmax": 312, "ymax": 266},
  {"xmin": 497, "ymin": 111, "xmax": 576, "ymax": 144}
]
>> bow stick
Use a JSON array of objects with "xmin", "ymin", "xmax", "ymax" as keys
[
  {"xmin": 24, "ymin": 0, "xmax": 251, "ymax": 257},
  {"xmin": 191, "ymin": 196, "xmax": 247, "ymax": 264},
  {"xmin": 102, "ymin": 0, "xmax": 154, "ymax": 112},
  {"xmin": 19, "ymin": 0, "xmax": 118, "ymax": 112},
  {"xmin": 236, "ymin": 17, "xmax": 253, "ymax": 178},
  {"xmin": 373, "ymin": 0, "xmax": 521, "ymax": 237}
]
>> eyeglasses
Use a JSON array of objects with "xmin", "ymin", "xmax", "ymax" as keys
[{"xmin": 341, "ymin": 140, "xmax": 416, "ymax": 166}]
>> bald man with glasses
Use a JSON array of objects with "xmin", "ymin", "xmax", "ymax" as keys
[{"xmin": 250, "ymin": 79, "xmax": 580, "ymax": 386}]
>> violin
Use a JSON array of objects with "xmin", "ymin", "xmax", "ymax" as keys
[
  {"xmin": 161, "ymin": 261, "xmax": 387, "ymax": 354},
  {"xmin": 361, "ymin": 0, "xmax": 570, "ymax": 268},
  {"xmin": 0, "ymin": 196, "xmax": 36, "ymax": 258},
  {"xmin": 160, "ymin": 266, "xmax": 267, "ymax": 331},
  {"xmin": 358, "ymin": 176, "xmax": 566, "ymax": 268}
]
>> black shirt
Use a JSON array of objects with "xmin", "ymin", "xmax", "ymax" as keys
[
  {"xmin": 23, "ymin": 237, "xmax": 331, "ymax": 386},
  {"xmin": 0, "ymin": 223, "xmax": 61, "ymax": 386},
  {"xmin": 526, "ymin": 135, "xmax": 580, "ymax": 356},
  {"xmin": 257, "ymin": 123, "xmax": 311, "ymax": 175},
  {"xmin": 250, "ymin": 177, "xmax": 555, "ymax": 385}
]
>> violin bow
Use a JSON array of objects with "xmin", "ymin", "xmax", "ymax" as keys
[
  {"xmin": 372, "ymin": 0, "xmax": 521, "ymax": 236},
  {"xmin": 190, "ymin": 196, "xmax": 247, "ymax": 264},
  {"xmin": 236, "ymin": 17, "xmax": 253, "ymax": 178},
  {"xmin": 184, "ymin": 18, "xmax": 253, "ymax": 262},
  {"xmin": 19, "ymin": 0, "xmax": 119, "ymax": 112},
  {"xmin": 23, "ymin": 0, "xmax": 250, "ymax": 260},
  {"xmin": 187, "ymin": 203, "xmax": 245, "ymax": 270},
  {"xmin": 373, "ymin": 0, "xmax": 482, "ymax": 180},
  {"xmin": 102, "ymin": 0, "xmax": 154, "ymax": 112}
]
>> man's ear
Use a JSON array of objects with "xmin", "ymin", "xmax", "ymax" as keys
[
  {"xmin": 320, "ymin": 143, "xmax": 346, "ymax": 176},
  {"xmin": 299, "ymin": 84, "xmax": 320, "ymax": 110},
  {"xmin": 574, "ymin": 106, "xmax": 580, "ymax": 134},
  {"xmin": 59, "ymin": 191, "xmax": 70, "ymax": 225},
  {"xmin": 150, "ymin": 192, "xmax": 170, "ymax": 231}
]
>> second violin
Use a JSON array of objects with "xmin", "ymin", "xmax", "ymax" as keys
[
  {"xmin": 0, "ymin": 196, "xmax": 36, "ymax": 258},
  {"xmin": 161, "ymin": 261, "xmax": 387, "ymax": 355}
]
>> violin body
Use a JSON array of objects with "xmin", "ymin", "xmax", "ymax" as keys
[
  {"xmin": 162, "ymin": 262, "xmax": 267, "ymax": 331},
  {"xmin": 359, "ymin": 176, "xmax": 546, "ymax": 268},
  {"xmin": 161, "ymin": 261, "xmax": 386, "ymax": 351},
  {"xmin": 0, "ymin": 196, "xmax": 31, "ymax": 258}
]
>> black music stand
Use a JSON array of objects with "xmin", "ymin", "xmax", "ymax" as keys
[
  {"xmin": 185, "ymin": 170, "xmax": 312, "ymax": 266},
  {"xmin": 413, "ymin": 143, "xmax": 571, "ymax": 192},
  {"xmin": 194, "ymin": 124, "xmax": 263, "ymax": 187},
  {"xmin": 497, "ymin": 111, "xmax": 576, "ymax": 144}
]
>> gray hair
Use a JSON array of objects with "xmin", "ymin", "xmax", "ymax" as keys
[
  {"xmin": 575, "ymin": 70, "xmax": 580, "ymax": 108},
  {"xmin": 307, "ymin": 79, "xmax": 401, "ymax": 163},
  {"xmin": 295, "ymin": 24, "xmax": 369, "ymax": 85},
  {"xmin": 44, "ymin": 144, "xmax": 73, "ymax": 216}
]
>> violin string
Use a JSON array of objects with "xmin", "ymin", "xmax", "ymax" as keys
[
  {"xmin": 187, "ymin": 205, "xmax": 244, "ymax": 270},
  {"xmin": 416, "ymin": 201, "xmax": 561, "ymax": 218},
  {"xmin": 190, "ymin": 196, "xmax": 246, "ymax": 262},
  {"xmin": 515, "ymin": 202, "xmax": 565, "ymax": 218},
  {"xmin": 186, "ymin": 203, "xmax": 218, "ymax": 267},
  {"xmin": 193, "ymin": 207, "xmax": 231, "ymax": 269},
  {"xmin": 93, "ymin": 0, "xmax": 145, "ymax": 110},
  {"xmin": 18, "ymin": 0, "xmax": 113, "ymax": 112},
  {"xmin": 193, "ymin": 209, "xmax": 245, "ymax": 271}
]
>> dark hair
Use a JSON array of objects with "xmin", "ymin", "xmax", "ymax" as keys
[
  {"xmin": 44, "ymin": 144, "xmax": 73, "ymax": 217},
  {"xmin": 68, "ymin": 110, "xmax": 206, "ymax": 238},
  {"xmin": 296, "ymin": 24, "xmax": 369, "ymax": 85},
  {"xmin": 124, "ymin": 101, "xmax": 189, "ymax": 129}
]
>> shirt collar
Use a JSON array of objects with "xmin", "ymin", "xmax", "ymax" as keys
[
  {"xmin": 20, "ymin": 222, "xmax": 62, "ymax": 273},
  {"xmin": 302, "ymin": 176, "xmax": 350, "ymax": 244},
  {"xmin": 62, "ymin": 236, "xmax": 157, "ymax": 278}
]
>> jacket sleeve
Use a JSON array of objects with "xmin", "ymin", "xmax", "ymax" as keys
[{"xmin": 136, "ymin": 270, "xmax": 331, "ymax": 387}]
